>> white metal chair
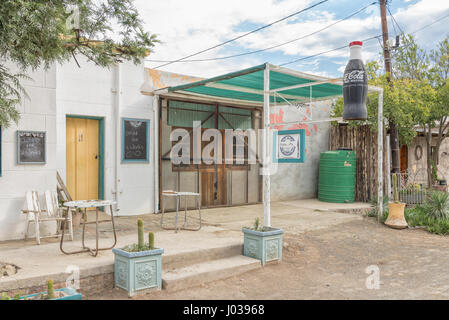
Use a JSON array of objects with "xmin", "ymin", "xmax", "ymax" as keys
[{"xmin": 21, "ymin": 191, "xmax": 73, "ymax": 244}]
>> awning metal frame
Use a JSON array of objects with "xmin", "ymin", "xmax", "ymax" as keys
[{"xmin": 150, "ymin": 62, "xmax": 384, "ymax": 225}]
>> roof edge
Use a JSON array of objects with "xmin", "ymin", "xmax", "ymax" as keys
[{"xmin": 166, "ymin": 63, "xmax": 267, "ymax": 93}]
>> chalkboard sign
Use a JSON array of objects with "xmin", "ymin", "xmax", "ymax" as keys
[
  {"xmin": 17, "ymin": 130, "xmax": 46, "ymax": 164},
  {"xmin": 121, "ymin": 118, "xmax": 150, "ymax": 162}
]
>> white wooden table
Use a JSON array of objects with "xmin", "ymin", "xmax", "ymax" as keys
[
  {"xmin": 61, "ymin": 200, "xmax": 117, "ymax": 257},
  {"xmin": 161, "ymin": 191, "xmax": 201, "ymax": 233}
]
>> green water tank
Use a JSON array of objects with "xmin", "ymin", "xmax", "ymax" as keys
[{"xmin": 318, "ymin": 149, "xmax": 356, "ymax": 203}]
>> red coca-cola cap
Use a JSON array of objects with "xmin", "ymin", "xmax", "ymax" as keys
[{"xmin": 349, "ymin": 41, "xmax": 363, "ymax": 47}]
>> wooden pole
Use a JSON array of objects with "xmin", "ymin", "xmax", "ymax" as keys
[
  {"xmin": 263, "ymin": 63, "xmax": 271, "ymax": 227},
  {"xmin": 377, "ymin": 89, "xmax": 384, "ymax": 222},
  {"xmin": 380, "ymin": 0, "xmax": 400, "ymax": 174}
]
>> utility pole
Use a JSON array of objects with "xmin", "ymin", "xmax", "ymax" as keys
[{"xmin": 380, "ymin": 0, "xmax": 400, "ymax": 174}]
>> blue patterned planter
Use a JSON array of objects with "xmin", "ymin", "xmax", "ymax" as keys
[
  {"xmin": 112, "ymin": 247, "xmax": 163, "ymax": 297},
  {"xmin": 20, "ymin": 287, "xmax": 82, "ymax": 300},
  {"xmin": 242, "ymin": 227, "xmax": 284, "ymax": 266}
]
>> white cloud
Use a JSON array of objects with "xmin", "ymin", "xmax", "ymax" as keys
[{"xmin": 134, "ymin": 0, "xmax": 449, "ymax": 78}]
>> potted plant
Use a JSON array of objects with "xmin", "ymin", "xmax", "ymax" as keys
[
  {"xmin": 242, "ymin": 217, "xmax": 284, "ymax": 266},
  {"xmin": 112, "ymin": 219, "xmax": 163, "ymax": 297},
  {"xmin": 7, "ymin": 280, "xmax": 82, "ymax": 300},
  {"xmin": 385, "ymin": 173, "xmax": 408, "ymax": 229}
]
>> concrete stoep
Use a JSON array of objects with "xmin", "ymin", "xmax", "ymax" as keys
[
  {"xmin": 242, "ymin": 227, "xmax": 284, "ymax": 266},
  {"xmin": 112, "ymin": 247, "xmax": 164, "ymax": 297}
]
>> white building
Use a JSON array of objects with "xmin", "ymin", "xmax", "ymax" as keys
[{"xmin": 0, "ymin": 58, "xmax": 338, "ymax": 241}]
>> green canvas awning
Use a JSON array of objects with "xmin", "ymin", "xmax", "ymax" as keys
[{"xmin": 157, "ymin": 63, "xmax": 343, "ymax": 105}]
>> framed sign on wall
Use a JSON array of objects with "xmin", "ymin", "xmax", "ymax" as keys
[
  {"xmin": 17, "ymin": 130, "xmax": 46, "ymax": 164},
  {"xmin": 121, "ymin": 118, "xmax": 150, "ymax": 163},
  {"xmin": 273, "ymin": 129, "xmax": 305, "ymax": 163}
]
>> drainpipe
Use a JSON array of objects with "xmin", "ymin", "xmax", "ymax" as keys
[
  {"xmin": 153, "ymin": 95, "xmax": 159, "ymax": 213},
  {"xmin": 113, "ymin": 63, "xmax": 122, "ymax": 213}
]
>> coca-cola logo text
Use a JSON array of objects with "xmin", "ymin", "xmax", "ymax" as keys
[{"xmin": 344, "ymin": 70, "xmax": 365, "ymax": 83}]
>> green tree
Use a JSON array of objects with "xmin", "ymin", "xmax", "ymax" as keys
[
  {"xmin": 429, "ymin": 38, "xmax": 449, "ymax": 168},
  {"xmin": 393, "ymin": 35, "xmax": 449, "ymax": 185},
  {"xmin": 0, "ymin": 0, "xmax": 158, "ymax": 127}
]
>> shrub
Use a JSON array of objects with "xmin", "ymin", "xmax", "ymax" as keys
[
  {"xmin": 422, "ymin": 191, "xmax": 449, "ymax": 220},
  {"xmin": 405, "ymin": 205, "xmax": 449, "ymax": 235}
]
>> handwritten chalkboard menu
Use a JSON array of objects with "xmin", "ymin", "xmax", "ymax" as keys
[
  {"xmin": 17, "ymin": 130, "xmax": 46, "ymax": 164},
  {"xmin": 122, "ymin": 118, "xmax": 150, "ymax": 162}
]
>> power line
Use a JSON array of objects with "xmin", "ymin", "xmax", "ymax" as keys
[
  {"xmin": 278, "ymin": 10, "xmax": 449, "ymax": 67},
  {"xmin": 278, "ymin": 35, "xmax": 382, "ymax": 67},
  {"xmin": 387, "ymin": 5, "xmax": 404, "ymax": 35},
  {"xmin": 388, "ymin": 7, "xmax": 398, "ymax": 36},
  {"xmin": 410, "ymin": 11, "xmax": 449, "ymax": 35},
  {"xmin": 146, "ymin": 1, "xmax": 376, "ymax": 64},
  {"xmin": 151, "ymin": 0, "xmax": 330, "ymax": 69}
]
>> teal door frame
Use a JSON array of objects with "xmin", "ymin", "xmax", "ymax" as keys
[{"xmin": 66, "ymin": 115, "xmax": 105, "ymax": 200}]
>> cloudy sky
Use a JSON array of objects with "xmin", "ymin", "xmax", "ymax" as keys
[{"xmin": 134, "ymin": 0, "xmax": 449, "ymax": 78}]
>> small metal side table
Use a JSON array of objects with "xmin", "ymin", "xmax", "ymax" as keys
[
  {"xmin": 60, "ymin": 200, "xmax": 117, "ymax": 257},
  {"xmin": 161, "ymin": 191, "xmax": 201, "ymax": 233}
]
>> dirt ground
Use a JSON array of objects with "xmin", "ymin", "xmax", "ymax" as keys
[{"xmin": 92, "ymin": 215, "xmax": 449, "ymax": 300}]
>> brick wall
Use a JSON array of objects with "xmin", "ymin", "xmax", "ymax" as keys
[{"xmin": 3, "ymin": 272, "xmax": 114, "ymax": 299}]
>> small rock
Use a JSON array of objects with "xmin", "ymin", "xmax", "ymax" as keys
[
  {"xmin": 5, "ymin": 265, "xmax": 16, "ymax": 276},
  {"xmin": 0, "ymin": 263, "xmax": 18, "ymax": 277},
  {"xmin": 283, "ymin": 242, "xmax": 289, "ymax": 248}
]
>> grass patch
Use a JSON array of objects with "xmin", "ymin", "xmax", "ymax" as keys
[
  {"xmin": 367, "ymin": 195, "xmax": 389, "ymax": 222},
  {"xmin": 405, "ymin": 206, "xmax": 449, "ymax": 235},
  {"xmin": 366, "ymin": 207, "xmax": 388, "ymax": 222}
]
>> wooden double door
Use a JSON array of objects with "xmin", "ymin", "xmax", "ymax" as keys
[
  {"xmin": 66, "ymin": 117, "xmax": 100, "ymax": 201},
  {"xmin": 200, "ymin": 166, "xmax": 227, "ymax": 207}
]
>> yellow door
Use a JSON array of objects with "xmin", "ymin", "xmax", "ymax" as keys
[{"xmin": 66, "ymin": 118, "xmax": 99, "ymax": 201}]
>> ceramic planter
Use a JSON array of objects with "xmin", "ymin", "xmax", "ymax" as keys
[
  {"xmin": 385, "ymin": 202, "xmax": 408, "ymax": 229},
  {"xmin": 112, "ymin": 247, "xmax": 163, "ymax": 297},
  {"xmin": 20, "ymin": 287, "xmax": 82, "ymax": 300},
  {"xmin": 242, "ymin": 227, "xmax": 284, "ymax": 266}
]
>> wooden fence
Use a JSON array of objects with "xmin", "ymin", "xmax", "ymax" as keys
[{"xmin": 329, "ymin": 123, "xmax": 388, "ymax": 203}]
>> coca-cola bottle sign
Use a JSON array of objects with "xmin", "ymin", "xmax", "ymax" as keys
[
  {"xmin": 342, "ymin": 41, "xmax": 368, "ymax": 120},
  {"xmin": 344, "ymin": 70, "xmax": 365, "ymax": 83}
]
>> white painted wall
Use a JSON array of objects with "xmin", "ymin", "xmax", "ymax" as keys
[
  {"xmin": 408, "ymin": 135, "xmax": 449, "ymax": 184},
  {"xmin": 0, "ymin": 62, "xmax": 57, "ymax": 241},
  {"xmin": 56, "ymin": 56, "xmax": 154, "ymax": 216},
  {"xmin": 270, "ymin": 100, "xmax": 333, "ymax": 201},
  {"xmin": 0, "ymin": 57, "xmax": 154, "ymax": 241}
]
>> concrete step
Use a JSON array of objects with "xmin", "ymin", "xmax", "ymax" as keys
[
  {"xmin": 163, "ymin": 243, "xmax": 243, "ymax": 271},
  {"xmin": 162, "ymin": 255, "xmax": 260, "ymax": 292}
]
